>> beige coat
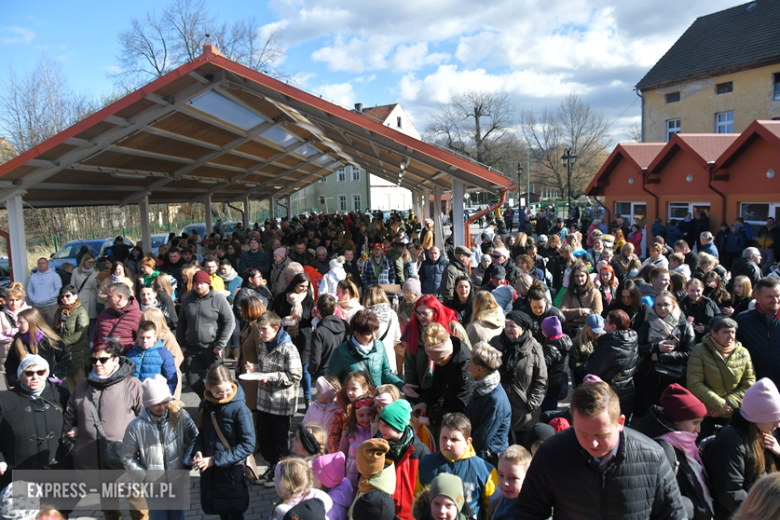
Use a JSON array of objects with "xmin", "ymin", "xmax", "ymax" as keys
[
  {"xmin": 466, "ymin": 307, "xmax": 505, "ymax": 345},
  {"xmin": 560, "ymin": 287, "xmax": 603, "ymax": 331},
  {"xmin": 70, "ymin": 269, "xmax": 100, "ymax": 319},
  {"xmin": 161, "ymin": 331, "xmax": 184, "ymax": 399}
]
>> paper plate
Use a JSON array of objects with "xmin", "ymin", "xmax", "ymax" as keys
[{"xmin": 238, "ymin": 373, "xmax": 265, "ymax": 381}]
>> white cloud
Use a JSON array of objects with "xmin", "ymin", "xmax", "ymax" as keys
[
  {"xmin": 0, "ymin": 26, "xmax": 36, "ymax": 45},
  {"xmin": 315, "ymin": 81, "xmax": 356, "ymax": 107}
]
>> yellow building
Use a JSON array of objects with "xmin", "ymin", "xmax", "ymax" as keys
[{"xmin": 637, "ymin": 1, "xmax": 780, "ymax": 142}]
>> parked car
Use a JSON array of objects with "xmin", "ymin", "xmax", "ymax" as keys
[
  {"xmin": 179, "ymin": 223, "xmax": 206, "ymax": 237},
  {"xmin": 42, "ymin": 237, "xmax": 134, "ymax": 273},
  {"xmin": 150, "ymin": 233, "xmax": 169, "ymax": 255}
]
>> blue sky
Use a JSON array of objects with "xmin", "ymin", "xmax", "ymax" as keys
[{"xmin": 1, "ymin": 0, "xmax": 744, "ymax": 144}]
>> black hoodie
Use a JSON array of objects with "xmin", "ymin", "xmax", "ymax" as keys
[{"xmin": 308, "ymin": 314, "xmax": 348, "ymax": 379}]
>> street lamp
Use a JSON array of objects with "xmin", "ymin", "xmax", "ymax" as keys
[
  {"xmin": 562, "ymin": 148, "xmax": 577, "ymax": 215},
  {"xmin": 516, "ymin": 163, "xmax": 523, "ymax": 204}
]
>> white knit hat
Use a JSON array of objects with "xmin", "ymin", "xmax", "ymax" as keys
[{"xmin": 142, "ymin": 374, "xmax": 172, "ymax": 407}]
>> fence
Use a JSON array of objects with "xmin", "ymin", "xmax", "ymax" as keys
[{"xmin": 20, "ymin": 210, "xmax": 277, "ymax": 254}]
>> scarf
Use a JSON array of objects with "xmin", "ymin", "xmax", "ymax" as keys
[
  {"xmin": 111, "ymin": 273, "xmax": 123, "ymax": 283},
  {"xmin": 57, "ymin": 300, "xmax": 81, "ymax": 335},
  {"xmin": 286, "ymin": 290, "xmax": 307, "ymax": 338},
  {"xmin": 351, "ymin": 335, "xmax": 373, "ymax": 355},
  {"xmin": 648, "ymin": 305, "xmax": 681, "ymax": 343},
  {"xmin": 81, "ymin": 267, "xmax": 94, "ymax": 275},
  {"xmin": 339, "ymin": 298, "xmax": 361, "ymax": 312},
  {"xmin": 385, "ymin": 426, "xmax": 414, "ymax": 461},
  {"xmin": 91, "ymin": 363, "xmax": 120, "ymax": 380},
  {"xmin": 472, "ymin": 371, "xmax": 501, "ymax": 397},
  {"xmin": 659, "ymin": 430, "xmax": 713, "ymax": 507},
  {"xmin": 710, "ymin": 335, "xmax": 737, "ymax": 360},
  {"xmin": 219, "ymin": 268, "xmax": 238, "ymax": 283},
  {"xmin": 22, "ymin": 330, "xmax": 45, "ymax": 345}
]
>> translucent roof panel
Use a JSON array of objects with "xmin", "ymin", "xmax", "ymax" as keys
[
  {"xmin": 262, "ymin": 126, "xmax": 298, "ymax": 147},
  {"xmin": 187, "ymin": 91, "xmax": 264, "ymax": 130},
  {"xmin": 298, "ymin": 144, "xmax": 320, "ymax": 158},
  {"xmin": 315, "ymin": 155, "xmax": 333, "ymax": 165}
]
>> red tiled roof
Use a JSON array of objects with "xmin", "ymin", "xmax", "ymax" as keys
[
  {"xmin": 619, "ymin": 143, "xmax": 667, "ymax": 169},
  {"xmin": 362, "ymin": 104, "xmax": 398, "ymax": 123},
  {"xmin": 716, "ymin": 120, "xmax": 780, "ymax": 169},
  {"xmin": 676, "ymin": 134, "xmax": 740, "ymax": 162}
]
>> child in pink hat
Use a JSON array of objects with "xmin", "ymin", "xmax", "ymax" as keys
[{"xmin": 311, "ymin": 452, "xmax": 354, "ymax": 520}]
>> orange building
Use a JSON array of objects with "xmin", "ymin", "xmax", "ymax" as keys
[{"xmin": 587, "ymin": 120, "xmax": 780, "ymax": 248}]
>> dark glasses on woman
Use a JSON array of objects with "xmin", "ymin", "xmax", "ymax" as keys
[
  {"xmin": 355, "ymin": 398, "xmax": 374, "ymax": 409},
  {"xmin": 24, "ymin": 369, "xmax": 46, "ymax": 377},
  {"xmin": 91, "ymin": 356, "xmax": 112, "ymax": 365}
]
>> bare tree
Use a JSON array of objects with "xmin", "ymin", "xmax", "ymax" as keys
[
  {"xmin": 426, "ymin": 91, "xmax": 515, "ymax": 167},
  {"xmin": 626, "ymin": 122, "xmax": 643, "ymax": 143},
  {"xmin": 113, "ymin": 0, "xmax": 285, "ymax": 88},
  {"xmin": 521, "ymin": 94, "xmax": 611, "ymax": 198}
]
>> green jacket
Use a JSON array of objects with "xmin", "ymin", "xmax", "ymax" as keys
[
  {"xmin": 385, "ymin": 249, "xmax": 405, "ymax": 285},
  {"xmin": 327, "ymin": 337, "xmax": 404, "ymax": 390},
  {"xmin": 687, "ymin": 334, "xmax": 755, "ymax": 416},
  {"xmin": 55, "ymin": 305, "xmax": 90, "ymax": 376}
]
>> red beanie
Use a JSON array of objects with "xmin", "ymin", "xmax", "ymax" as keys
[
  {"xmin": 661, "ymin": 384, "xmax": 707, "ymax": 423},
  {"xmin": 192, "ymin": 270, "xmax": 211, "ymax": 286}
]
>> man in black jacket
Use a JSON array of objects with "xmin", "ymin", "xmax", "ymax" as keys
[
  {"xmin": 517, "ymin": 381, "xmax": 686, "ymax": 519},
  {"xmin": 735, "ymin": 277, "xmax": 780, "ymax": 387},
  {"xmin": 728, "ymin": 247, "xmax": 763, "ymax": 292}
]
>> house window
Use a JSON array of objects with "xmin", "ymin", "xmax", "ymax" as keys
[
  {"xmin": 352, "ymin": 168, "xmax": 360, "ymax": 182},
  {"xmin": 337, "ymin": 169, "xmax": 346, "ymax": 182},
  {"xmin": 397, "ymin": 116, "xmax": 402, "ymax": 128},
  {"xmin": 339, "ymin": 195, "xmax": 347, "ymax": 212},
  {"xmin": 352, "ymin": 194, "xmax": 361, "ymax": 211},
  {"xmin": 773, "ymin": 73, "xmax": 780, "ymax": 100},
  {"xmin": 715, "ymin": 82, "xmax": 733, "ymax": 94},
  {"xmin": 665, "ymin": 92, "xmax": 680, "ymax": 104},
  {"xmin": 666, "ymin": 119, "xmax": 681, "ymax": 142},
  {"xmin": 716, "ymin": 111, "xmax": 734, "ymax": 133},
  {"xmin": 319, "ymin": 176, "xmax": 327, "ymax": 183},
  {"xmin": 669, "ymin": 202, "xmax": 710, "ymax": 222},
  {"xmin": 319, "ymin": 196, "xmax": 326, "ymax": 204},
  {"xmin": 615, "ymin": 202, "xmax": 633, "ymax": 220}
]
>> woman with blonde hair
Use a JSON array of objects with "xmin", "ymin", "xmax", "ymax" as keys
[
  {"xmin": 560, "ymin": 262, "xmax": 603, "ymax": 332},
  {"xmin": 724, "ymin": 275, "xmax": 753, "ymax": 317},
  {"xmin": 70, "ymin": 253, "xmax": 99, "ymax": 328},
  {"xmin": 142, "ymin": 306, "xmax": 185, "ymax": 399},
  {"xmin": 335, "ymin": 278, "xmax": 363, "ymax": 323},
  {"xmin": 4, "ymin": 308, "xmax": 70, "ymax": 388},
  {"xmin": 466, "ymin": 291, "xmax": 505, "ymax": 345},
  {"xmin": 0, "ymin": 282, "xmax": 29, "ymax": 381},
  {"xmin": 179, "ymin": 265, "xmax": 200, "ymax": 303},
  {"xmin": 153, "ymin": 272, "xmax": 175, "ymax": 300},
  {"xmin": 421, "ymin": 218, "xmax": 434, "ymax": 251},
  {"xmin": 362, "ymin": 285, "xmax": 402, "ymax": 374},
  {"xmin": 98, "ymin": 260, "xmax": 135, "ymax": 301},
  {"xmin": 733, "ymin": 472, "xmax": 780, "ymax": 520}
]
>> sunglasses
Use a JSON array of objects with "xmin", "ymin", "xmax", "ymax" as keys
[
  {"xmin": 491, "ymin": 254, "xmax": 502, "ymax": 258},
  {"xmin": 24, "ymin": 369, "xmax": 47, "ymax": 377},
  {"xmin": 354, "ymin": 398, "xmax": 375, "ymax": 409},
  {"xmin": 91, "ymin": 356, "xmax": 113, "ymax": 365}
]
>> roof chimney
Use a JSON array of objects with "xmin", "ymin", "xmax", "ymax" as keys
[
  {"xmin": 202, "ymin": 44, "xmax": 223, "ymax": 56},
  {"xmin": 354, "ymin": 103, "xmax": 363, "ymax": 113}
]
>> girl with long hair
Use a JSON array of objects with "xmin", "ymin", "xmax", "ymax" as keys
[
  {"xmin": 725, "ymin": 275, "xmax": 753, "ymax": 317},
  {"xmin": 703, "ymin": 271, "xmax": 731, "ymax": 311},
  {"xmin": 466, "ymin": 291, "xmax": 505, "ymax": 345},
  {"xmin": 444, "ymin": 275, "xmax": 474, "ymax": 325},
  {"xmin": 603, "ymin": 278, "xmax": 651, "ymax": 333},
  {"xmin": 270, "ymin": 457, "xmax": 332, "ymax": 520},
  {"xmin": 335, "ymin": 278, "xmax": 363, "ymax": 323},
  {"xmin": 327, "ymin": 370, "xmax": 371, "ymax": 454},
  {"xmin": 361, "ymin": 285, "xmax": 402, "ymax": 374},
  {"xmin": 274, "ymin": 272, "xmax": 315, "ymax": 407},
  {"xmin": 98, "ymin": 260, "xmax": 135, "ymax": 301},
  {"xmin": 560, "ymin": 262, "xmax": 603, "ymax": 333},
  {"xmin": 340, "ymin": 393, "xmax": 377, "ymax": 486},
  {"xmin": 4, "ymin": 308, "xmax": 70, "ymax": 388},
  {"xmin": 679, "ymin": 278, "xmax": 722, "ymax": 343}
]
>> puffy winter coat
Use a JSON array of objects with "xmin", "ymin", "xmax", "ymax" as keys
[
  {"xmin": 62, "ymin": 357, "xmax": 143, "ymax": 469},
  {"xmin": 419, "ymin": 257, "xmax": 449, "ymax": 296},
  {"xmin": 0, "ymin": 382, "xmax": 70, "ymax": 489},
  {"xmin": 637, "ymin": 406, "xmax": 713, "ymax": 520},
  {"xmin": 466, "ymin": 308, "xmax": 505, "ymax": 345},
  {"xmin": 465, "ymin": 376, "xmax": 511, "ymax": 460},
  {"xmin": 735, "ymin": 306, "xmax": 780, "ymax": 385},
  {"xmin": 126, "ymin": 339, "xmax": 178, "ymax": 394},
  {"xmin": 416, "ymin": 444, "xmax": 497, "ymax": 520},
  {"xmin": 419, "ymin": 336, "xmax": 473, "ymax": 428},
  {"xmin": 519, "ymin": 303, "xmax": 567, "ymax": 345},
  {"xmin": 704, "ymin": 410, "xmax": 780, "ymax": 520},
  {"xmin": 92, "ymin": 297, "xmax": 142, "ymax": 353},
  {"xmin": 55, "ymin": 304, "xmax": 90, "ymax": 378},
  {"xmin": 176, "ymin": 288, "xmax": 235, "ymax": 352},
  {"xmin": 602, "ymin": 302, "xmax": 651, "ymax": 333},
  {"xmin": 309, "ymin": 315, "xmax": 348, "ymax": 379},
  {"xmin": 489, "ymin": 330, "xmax": 548, "ymax": 433},
  {"xmin": 5, "ymin": 335, "xmax": 71, "ymax": 388},
  {"xmin": 516, "ymin": 427, "xmax": 686, "ymax": 520},
  {"xmin": 583, "ymin": 330, "xmax": 639, "ymax": 415},
  {"xmin": 382, "ymin": 426, "xmax": 430, "ymax": 520},
  {"xmin": 194, "ymin": 383, "xmax": 254, "ymax": 515},
  {"xmin": 327, "ymin": 336, "xmax": 404, "ymax": 391},
  {"xmin": 725, "ymin": 231, "xmax": 746, "ymax": 255},
  {"xmin": 319, "ymin": 267, "xmax": 346, "ymax": 297},
  {"xmin": 687, "ymin": 334, "xmax": 755, "ymax": 416},
  {"xmin": 637, "ymin": 312, "xmax": 695, "ymax": 380},
  {"xmin": 121, "ymin": 405, "xmax": 198, "ymax": 481},
  {"xmin": 544, "ymin": 334, "xmax": 573, "ymax": 388}
]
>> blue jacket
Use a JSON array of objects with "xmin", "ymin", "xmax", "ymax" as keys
[
  {"xmin": 465, "ymin": 380, "xmax": 511, "ymax": 460},
  {"xmin": 726, "ymin": 231, "xmax": 746, "ymax": 255},
  {"xmin": 417, "ymin": 445, "xmax": 498, "ymax": 520},
  {"xmin": 651, "ymin": 221, "xmax": 667, "ymax": 240},
  {"xmin": 699, "ymin": 241, "xmax": 719, "ymax": 259},
  {"xmin": 221, "ymin": 274, "xmax": 243, "ymax": 304},
  {"xmin": 126, "ymin": 339, "xmax": 178, "ymax": 394},
  {"xmin": 239, "ymin": 250, "xmax": 271, "ymax": 278},
  {"xmin": 419, "ymin": 257, "xmax": 449, "ymax": 295},
  {"xmin": 667, "ymin": 224, "xmax": 683, "ymax": 245}
]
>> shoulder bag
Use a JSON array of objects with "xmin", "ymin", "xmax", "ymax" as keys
[
  {"xmin": 210, "ymin": 412, "xmax": 258, "ymax": 483},
  {"xmin": 86, "ymin": 391, "xmax": 125, "ymax": 469}
]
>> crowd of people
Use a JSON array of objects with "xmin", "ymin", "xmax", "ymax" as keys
[{"xmin": 0, "ymin": 205, "xmax": 779, "ymax": 520}]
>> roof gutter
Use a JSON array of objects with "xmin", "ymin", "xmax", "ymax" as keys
[
  {"xmin": 706, "ymin": 161, "xmax": 727, "ymax": 223},
  {"xmin": 641, "ymin": 168, "xmax": 659, "ymax": 228},
  {"xmin": 635, "ymin": 88, "xmax": 644, "ymax": 142}
]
